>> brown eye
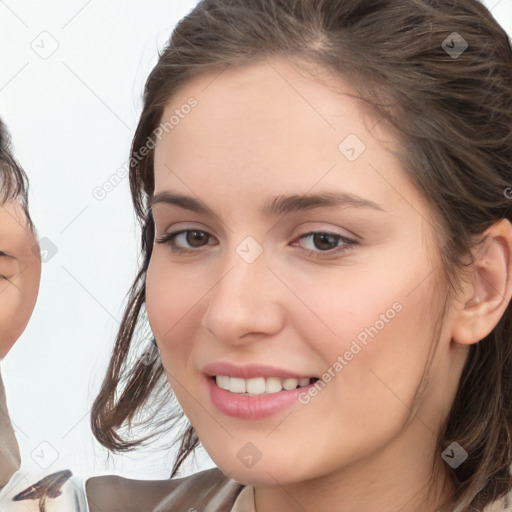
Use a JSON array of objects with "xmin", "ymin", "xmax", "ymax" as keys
[
  {"xmin": 293, "ymin": 231, "xmax": 358, "ymax": 259},
  {"xmin": 155, "ymin": 229, "xmax": 217, "ymax": 254},
  {"xmin": 186, "ymin": 230, "xmax": 210, "ymax": 247},
  {"xmin": 311, "ymin": 233, "xmax": 340, "ymax": 251}
]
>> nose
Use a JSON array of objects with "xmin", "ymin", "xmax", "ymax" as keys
[{"xmin": 200, "ymin": 246, "xmax": 286, "ymax": 346}]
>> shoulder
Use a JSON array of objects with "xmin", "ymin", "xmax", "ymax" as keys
[{"xmin": 86, "ymin": 467, "xmax": 245, "ymax": 512}]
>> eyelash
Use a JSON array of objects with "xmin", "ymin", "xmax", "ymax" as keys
[{"xmin": 155, "ymin": 229, "xmax": 357, "ymax": 259}]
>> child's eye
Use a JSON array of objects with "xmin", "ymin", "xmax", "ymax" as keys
[
  {"xmin": 0, "ymin": 253, "xmax": 17, "ymax": 280},
  {"xmin": 155, "ymin": 229, "xmax": 357, "ymax": 259}
]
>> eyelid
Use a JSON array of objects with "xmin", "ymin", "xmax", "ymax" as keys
[
  {"xmin": 154, "ymin": 220, "xmax": 215, "ymax": 238},
  {"xmin": 292, "ymin": 221, "xmax": 360, "ymax": 241}
]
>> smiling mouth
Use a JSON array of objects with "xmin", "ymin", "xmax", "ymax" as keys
[{"xmin": 212, "ymin": 375, "xmax": 319, "ymax": 396}]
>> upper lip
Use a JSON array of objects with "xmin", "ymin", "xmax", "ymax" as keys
[{"xmin": 203, "ymin": 362, "xmax": 315, "ymax": 380}]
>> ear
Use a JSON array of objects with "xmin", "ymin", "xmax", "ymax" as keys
[{"xmin": 451, "ymin": 218, "xmax": 512, "ymax": 346}]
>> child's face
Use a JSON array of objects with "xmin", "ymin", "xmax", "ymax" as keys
[
  {"xmin": 0, "ymin": 200, "xmax": 40, "ymax": 358},
  {"xmin": 146, "ymin": 57, "xmax": 465, "ymax": 485}
]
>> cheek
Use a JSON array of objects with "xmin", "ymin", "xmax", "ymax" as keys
[
  {"xmin": 272, "ymin": 271, "xmax": 439, "ymax": 474},
  {"xmin": 0, "ymin": 262, "xmax": 40, "ymax": 357},
  {"xmin": 281, "ymin": 255, "xmax": 431, "ymax": 350},
  {"xmin": 287, "ymin": 258, "xmax": 438, "ymax": 409},
  {"xmin": 145, "ymin": 257, "xmax": 203, "ymax": 362}
]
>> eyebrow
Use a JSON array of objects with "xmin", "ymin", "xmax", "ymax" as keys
[{"xmin": 150, "ymin": 190, "xmax": 385, "ymax": 216}]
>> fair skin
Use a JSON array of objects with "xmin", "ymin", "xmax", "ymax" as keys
[
  {"xmin": 145, "ymin": 57, "xmax": 512, "ymax": 512},
  {"xmin": 0, "ymin": 200, "xmax": 40, "ymax": 359}
]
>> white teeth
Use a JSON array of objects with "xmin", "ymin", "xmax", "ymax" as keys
[
  {"xmin": 215, "ymin": 375, "xmax": 312, "ymax": 395},
  {"xmin": 282, "ymin": 378, "xmax": 298, "ymax": 390},
  {"xmin": 246, "ymin": 377, "xmax": 266, "ymax": 394},
  {"xmin": 265, "ymin": 377, "xmax": 283, "ymax": 394},
  {"xmin": 216, "ymin": 375, "xmax": 230, "ymax": 391},
  {"xmin": 230, "ymin": 377, "xmax": 246, "ymax": 394}
]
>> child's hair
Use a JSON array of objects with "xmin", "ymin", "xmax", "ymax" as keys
[
  {"xmin": 90, "ymin": 1, "xmax": 512, "ymax": 509},
  {"xmin": 0, "ymin": 117, "xmax": 33, "ymax": 229}
]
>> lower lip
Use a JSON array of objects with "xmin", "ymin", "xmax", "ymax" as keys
[{"xmin": 206, "ymin": 376, "xmax": 316, "ymax": 419}]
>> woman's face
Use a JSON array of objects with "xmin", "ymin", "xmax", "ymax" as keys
[
  {"xmin": 146, "ymin": 57, "xmax": 465, "ymax": 486},
  {"xmin": 0, "ymin": 200, "xmax": 40, "ymax": 358}
]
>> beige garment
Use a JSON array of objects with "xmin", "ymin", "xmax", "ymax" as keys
[
  {"xmin": 18, "ymin": 462, "xmax": 512, "ymax": 512},
  {"xmin": 88, "ymin": 466, "xmax": 512, "ymax": 512},
  {"xmin": 86, "ymin": 467, "xmax": 250, "ymax": 512},
  {"xmin": 0, "ymin": 367, "xmax": 21, "ymax": 492},
  {"xmin": 151, "ymin": 467, "xmax": 249, "ymax": 512}
]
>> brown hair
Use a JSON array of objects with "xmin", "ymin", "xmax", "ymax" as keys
[
  {"xmin": 90, "ymin": 1, "xmax": 512, "ymax": 509},
  {"xmin": 0, "ymin": 117, "xmax": 33, "ymax": 229}
]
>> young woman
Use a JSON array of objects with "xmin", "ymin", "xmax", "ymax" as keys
[
  {"xmin": 83, "ymin": 0, "xmax": 512, "ymax": 510},
  {"xmin": 13, "ymin": 0, "xmax": 512, "ymax": 511}
]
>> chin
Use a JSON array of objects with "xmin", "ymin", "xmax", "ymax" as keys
[{"xmin": 211, "ymin": 454, "xmax": 310, "ymax": 487}]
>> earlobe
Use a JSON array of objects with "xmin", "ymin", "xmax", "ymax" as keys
[{"xmin": 451, "ymin": 218, "xmax": 512, "ymax": 346}]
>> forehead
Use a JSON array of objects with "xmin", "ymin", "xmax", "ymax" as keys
[
  {"xmin": 152, "ymin": 57, "xmax": 431, "ymax": 224},
  {"xmin": 156, "ymin": 57, "xmax": 368, "ymax": 157}
]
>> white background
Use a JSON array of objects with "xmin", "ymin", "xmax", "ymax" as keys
[{"xmin": 0, "ymin": 0, "xmax": 511, "ymax": 483}]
